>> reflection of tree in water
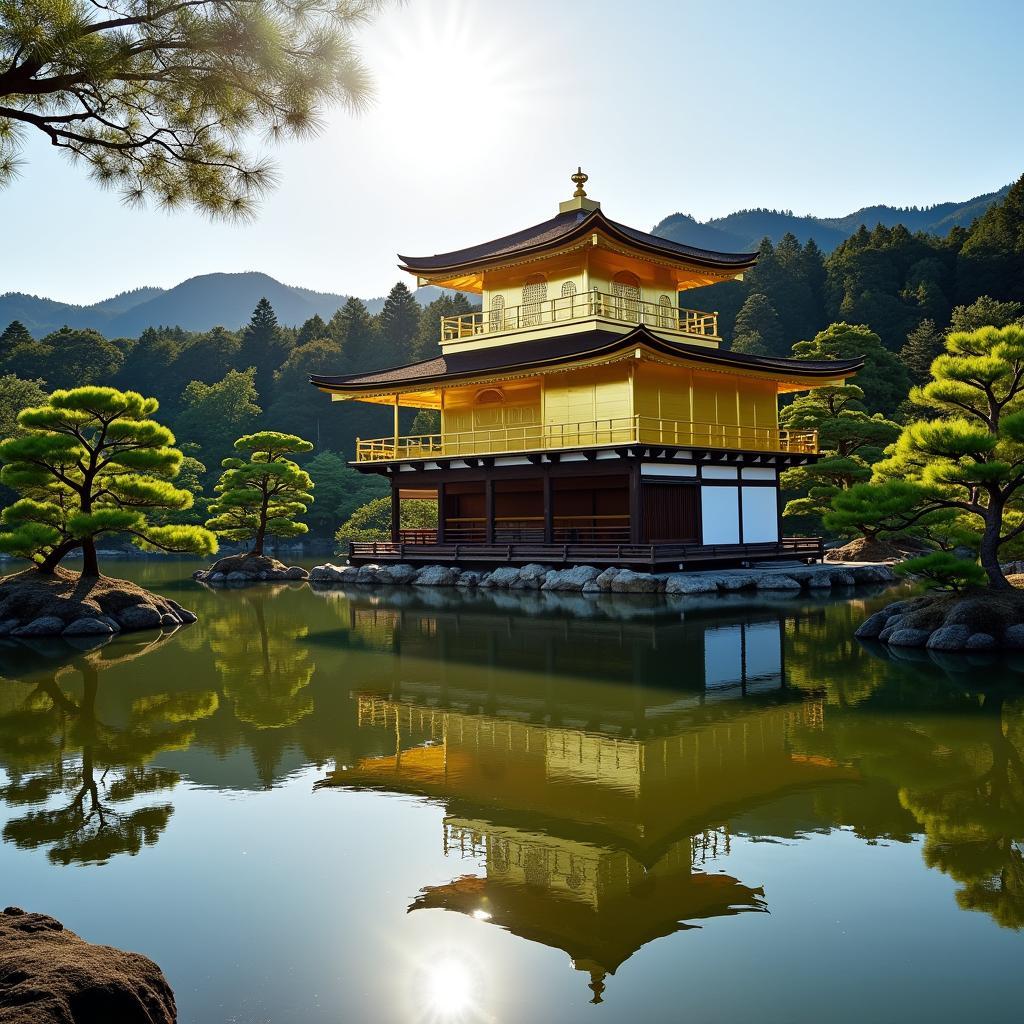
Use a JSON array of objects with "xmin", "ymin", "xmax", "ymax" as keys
[
  {"xmin": 208, "ymin": 589, "xmax": 313, "ymax": 731},
  {"xmin": 0, "ymin": 636, "xmax": 218, "ymax": 865},
  {"xmin": 793, "ymin": 651, "xmax": 1024, "ymax": 929}
]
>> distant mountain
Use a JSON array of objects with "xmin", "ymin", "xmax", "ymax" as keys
[
  {"xmin": 652, "ymin": 183, "xmax": 1012, "ymax": 254},
  {"xmin": 0, "ymin": 272, "xmax": 454, "ymax": 338}
]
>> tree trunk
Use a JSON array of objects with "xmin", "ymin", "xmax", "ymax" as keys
[
  {"xmin": 252, "ymin": 524, "xmax": 265, "ymax": 557},
  {"xmin": 981, "ymin": 506, "xmax": 1010, "ymax": 590},
  {"xmin": 38, "ymin": 539, "xmax": 81, "ymax": 574},
  {"xmin": 80, "ymin": 538, "xmax": 100, "ymax": 579}
]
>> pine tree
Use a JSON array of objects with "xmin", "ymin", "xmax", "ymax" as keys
[
  {"xmin": 731, "ymin": 293, "xmax": 784, "ymax": 355},
  {"xmin": 0, "ymin": 321, "xmax": 32, "ymax": 351},
  {"xmin": 413, "ymin": 294, "xmax": 476, "ymax": 359},
  {"xmin": 330, "ymin": 297, "xmax": 378, "ymax": 374},
  {"xmin": 900, "ymin": 319, "xmax": 945, "ymax": 385},
  {"xmin": 377, "ymin": 282, "xmax": 421, "ymax": 365},
  {"xmin": 239, "ymin": 298, "xmax": 290, "ymax": 406},
  {"xmin": 205, "ymin": 432, "xmax": 314, "ymax": 556},
  {"xmin": 296, "ymin": 315, "xmax": 329, "ymax": 347},
  {"xmin": 0, "ymin": 387, "xmax": 217, "ymax": 575}
]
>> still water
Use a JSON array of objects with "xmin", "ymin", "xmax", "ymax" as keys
[{"xmin": 1, "ymin": 562, "xmax": 1023, "ymax": 1022}]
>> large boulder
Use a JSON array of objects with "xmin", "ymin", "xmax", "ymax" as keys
[
  {"xmin": 854, "ymin": 611, "xmax": 890, "ymax": 640},
  {"xmin": 593, "ymin": 567, "xmax": 621, "ymax": 592},
  {"xmin": 308, "ymin": 563, "xmax": 357, "ymax": 583},
  {"xmin": 11, "ymin": 616, "xmax": 66, "ymax": 637},
  {"xmin": 480, "ymin": 567, "xmax": 521, "ymax": 589},
  {"xmin": 716, "ymin": 574, "xmax": 758, "ymax": 592},
  {"xmin": 887, "ymin": 628, "xmax": 932, "ymax": 647},
  {"xmin": 455, "ymin": 570, "xmax": 482, "ymax": 588},
  {"xmin": 925, "ymin": 625, "xmax": 971, "ymax": 651},
  {"xmin": 413, "ymin": 565, "xmax": 459, "ymax": 586},
  {"xmin": 116, "ymin": 604, "xmax": 163, "ymax": 631},
  {"xmin": 518, "ymin": 563, "xmax": 551, "ymax": 584},
  {"xmin": 540, "ymin": 566, "xmax": 602, "ymax": 592},
  {"xmin": 610, "ymin": 569, "xmax": 660, "ymax": 593},
  {"xmin": 0, "ymin": 906, "xmax": 176, "ymax": 1023},
  {"xmin": 63, "ymin": 617, "xmax": 116, "ymax": 637},
  {"xmin": 756, "ymin": 574, "xmax": 801, "ymax": 591},
  {"xmin": 664, "ymin": 574, "xmax": 719, "ymax": 595}
]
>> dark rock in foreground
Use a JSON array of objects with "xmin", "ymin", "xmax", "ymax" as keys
[
  {"xmin": 194, "ymin": 553, "xmax": 308, "ymax": 586},
  {"xmin": 856, "ymin": 587, "xmax": 1024, "ymax": 651},
  {"xmin": 0, "ymin": 568, "xmax": 196, "ymax": 640},
  {"xmin": 0, "ymin": 906, "xmax": 176, "ymax": 1023}
]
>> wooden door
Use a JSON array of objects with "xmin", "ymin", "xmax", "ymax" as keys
[{"xmin": 642, "ymin": 483, "xmax": 698, "ymax": 542}]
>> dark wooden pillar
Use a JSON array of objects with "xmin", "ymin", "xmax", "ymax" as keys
[
  {"xmin": 484, "ymin": 477, "xmax": 495, "ymax": 544},
  {"xmin": 390, "ymin": 481, "xmax": 400, "ymax": 543},
  {"xmin": 437, "ymin": 482, "xmax": 446, "ymax": 543},
  {"xmin": 543, "ymin": 474, "xmax": 553, "ymax": 544},
  {"xmin": 629, "ymin": 462, "xmax": 642, "ymax": 544}
]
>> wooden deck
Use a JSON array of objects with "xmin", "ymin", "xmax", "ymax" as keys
[{"xmin": 347, "ymin": 537, "xmax": 824, "ymax": 572}]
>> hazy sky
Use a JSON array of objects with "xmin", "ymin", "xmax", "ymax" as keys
[{"xmin": 3, "ymin": 0, "xmax": 1022, "ymax": 305}]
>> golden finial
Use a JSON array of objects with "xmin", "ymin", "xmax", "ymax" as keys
[{"xmin": 571, "ymin": 166, "xmax": 589, "ymax": 199}]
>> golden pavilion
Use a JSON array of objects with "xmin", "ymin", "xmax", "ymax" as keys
[{"xmin": 312, "ymin": 170, "xmax": 862, "ymax": 570}]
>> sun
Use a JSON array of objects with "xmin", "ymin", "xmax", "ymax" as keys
[{"xmin": 363, "ymin": 1, "xmax": 546, "ymax": 172}]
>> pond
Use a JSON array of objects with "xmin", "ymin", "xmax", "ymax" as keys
[{"xmin": 1, "ymin": 562, "xmax": 1023, "ymax": 1023}]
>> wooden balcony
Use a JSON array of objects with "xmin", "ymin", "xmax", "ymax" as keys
[
  {"xmin": 355, "ymin": 416, "xmax": 818, "ymax": 463},
  {"xmin": 441, "ymin": 289, "xmax": 718, "ymax": 343}
]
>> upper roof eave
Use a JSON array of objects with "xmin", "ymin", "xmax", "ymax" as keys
[{"xmin": 398, "ymin": 208, "xmax": 759, "ymax": 278}]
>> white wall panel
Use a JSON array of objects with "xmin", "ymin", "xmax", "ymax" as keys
[
  {"xmin": 701, "ymin": 486, "xmax": 740, "ymax": 544},
  {"xmin": 741, "ymin": 486, "xmax": 779, "ymax": 543}
]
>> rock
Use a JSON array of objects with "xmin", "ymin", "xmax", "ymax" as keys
[
  {"xmin": 192, "ymin": 569, "xmax": 208, "ymax": 581},
  {"xmin": 284, "ymin": 566, "xmax": 308, "ymax": 580},
  {"xmin": 829, "ymin": 571, "xmax": 857, "ymax": 586},
  {"xmin": 356, "ymin": 564, "xmax": 382, "ymax": 584},
  {"xmin": 581, "ymin": 580, "xmax": 601, "ymax": 594},
  {"xmin": 887, "ymin": 628, "xmax": 932, "ymax": 647},
  {"xmin": 309, "ymin": 564, "xmax": 357, "ymax": 583},
  {"xmin": 966, "ymin": 632, "xmax": 996, "ymax": 650},
  {"xmin": 159, "ymin": 613, "xmax": 179, "ymax": 629},
  {"xmin": 717, "ymin": 574, "xmax": 758, "ymax": 592},
  {"xmin": 540, "ymin": 565, "xmax": 602, "ymax": 591},
  {"xmin": 854, "ymin": 611, "xmax": 890, "ymax": 640},
  {"xmin": 413, "ymin": 565, "xmax": 459, "ymax": 586},
  {"xmin": 1004, "ymin": 624, "xmax": 1024, "ymax": 649},
  {"xmin": 610, "ymin": 569, "xmax": 660, "ymax": 593},
  {"xmin": 480, "ymin": 566, "xmax": 521, "ymax": 589},
  {"xmin": 0, "ymin": 906, "xmax": 176, "ymax": 1023},
  {"xmin": 756, "ymin": 575, "xmax": 801, "ymax": 591},
  {"xmin": 802, "ymin": 573, "xmax": 835, "ymax": 589},
  {"xmin": 455, "ymin": 571, "xmax": 481, "ymax": 588},
  {"xmin": 510, "ymin": 574, "xmax": 542, "ymax": 590},
  {"xmin": 116, "ymin": 604, "xmax": 163, "ymax": 631},
  {"xmin": 518, "ymin": 563, "xmax": 551, "ymax": 584},
  {"xmin": 925, "ymin": 625, "xmax": 971, "ymax": 651},
  {"xmin": 384, "ymin": 564, "xmax": 417, "ymax": 584},
  {"xmin": 176, "ymin": 608, "xmax": 198, "ymax": 625},
  {"xmin": 62, "ymin": 617, "xmax": 115, "ymax": 637},
  {"xmin": 942, "ymin": 599, "xmax": 992, "ymax": 630},
  {"xmin": 0, "ymin": 618, "xmax": 19, "ymax": 637},
  {"xmin": 225, "ymin": 571, "xmax": 249, "ymax": 583},
  {"xmin": 665, "ymin": 573, "xmax": 719, "ymax": 595},
  {"xmin": 98, "ymin": 615, "xmax": 122, "ymax": 632},
  {"xmin": 208, "ymin": 572, "xmax": 226, "ymax": 583},
  {"xmin": 12, "ymin": 616, "xmax": 66, "ymax": 637},
  {"xmin": 594, "ymin": 567, "xmax": 621, "ymax": 592}
]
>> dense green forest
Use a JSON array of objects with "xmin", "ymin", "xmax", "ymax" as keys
[{"xmin": 1, "ymin": 174, "xmax": 1023, "ymax": 543}]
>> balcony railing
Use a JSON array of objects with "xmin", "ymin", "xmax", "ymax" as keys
[
  {"xmin": 440, "ymin": 289, "xmax": 718, "ymax": 343},
  {"xmin": 355, "ymin": 416, "xmax": 818, "ymax": 462}
]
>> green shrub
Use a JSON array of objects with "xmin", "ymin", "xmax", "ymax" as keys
[{"xmin": 895, "ymin": 552, "xmax": 987, "ymax": 592}]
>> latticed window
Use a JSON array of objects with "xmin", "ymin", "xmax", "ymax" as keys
[
  {"xmin": 659, "ymin": 293, "xmax": 675, "ymax": 328},
  {"xmin": 487, "ymin": 294, "xmax": 505, "ymax": 333},
  {"xmin": 559, "ymin": 280, "xmax": 578, "ymax": 320},
  {"xmin": 612, "ymin": 271, "xmax": 641, "ymax": 321},
  {"xmin": 521, "ymin": 274, "xmax": 548, "ymax": 327}
]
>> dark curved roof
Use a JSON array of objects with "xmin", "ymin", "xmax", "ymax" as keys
[
  {"xmin": 398, "ymin": 208, "xmax": 759, "ymax": 275},
  {"xmin": 310, "ymin": 325, "xmax": 863, "ymax": 393}
]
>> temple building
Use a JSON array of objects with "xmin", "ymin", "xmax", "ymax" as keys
[{"xmin": 312, "ymin": 170, "xmax": 862, "ymax": 569}]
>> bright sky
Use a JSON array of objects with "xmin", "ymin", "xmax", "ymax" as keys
[{"xmin": 3, "ymin": 0, "xmax": 1022, "ymax": 305}]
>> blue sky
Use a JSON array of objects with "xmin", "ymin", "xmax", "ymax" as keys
[{"xmin": 2, "ymin": 0, "xmax": 1022, "ymax": 305}]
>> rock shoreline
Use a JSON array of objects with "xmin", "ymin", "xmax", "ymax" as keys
[
  {"xmin": 309, "ymin": 561, "xmax": 896, "ymax": 594},
  {"xmin": 193, "ymin": 553, "xmax": 308, "ymax": 586},
  {"xmin": 855, "ymin": 587, "xmax": 1024, "ymax": 652},
  {"xmin": 0, "ymin": 569, "xmax": 196, "ymax": 642}
]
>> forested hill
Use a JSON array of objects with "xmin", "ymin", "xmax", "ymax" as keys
[
  {"xmin": 652, "ymin": 183, "xmax": 1011, "ymax": 253},
  {"xmin": 0, "ymin": 272, "xmax": 450, "ymax": 337}
]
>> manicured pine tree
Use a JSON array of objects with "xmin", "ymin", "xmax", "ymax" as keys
[
  {"xmin": 377, "ymin": 282, "xmax": 421, "ymax": 365},
  {"xmin": 205, "ymin": 432, "xmax": 314, "ymax": 556},
  {"xmin": 837, "ymin": 325, "xmax": 1024, "ymax": 589},
  {"xmin": 0, "ymin": 387, "xmax": 217, "ymax": 576}
]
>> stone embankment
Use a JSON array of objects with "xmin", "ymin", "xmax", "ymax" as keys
[
  {"xmin": 0, "ymin": 569, "xmax": 196, "ymax": 640},
  {"xmin": 193, "ymin": 553, "xmax": 308, "ymax": 585},
  {"xmin": 309, "ymin": 561, "xmax": 895, "ymax": 594}
]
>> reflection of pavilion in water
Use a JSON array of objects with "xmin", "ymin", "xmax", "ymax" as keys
[{"xmin": 322, "ymin": 602, "xmax": 852, "ymax": 1002}]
